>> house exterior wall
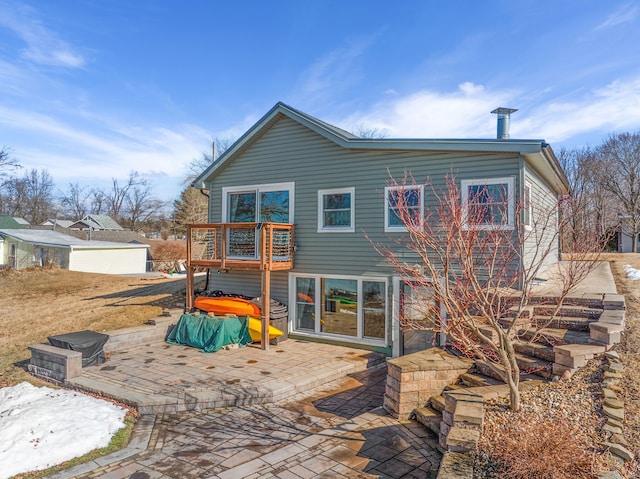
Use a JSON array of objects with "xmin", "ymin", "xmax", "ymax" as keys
[
  {"xmin": 0, "ymin": 239, "xmax": 70, "ymax": 269},
  {"xmin": 522, "ymin": 165, "xmax": 561, "ymax": 276},
  {"xmin": 68, "ymin": 248, "xmax": 148, "ymax": 274},
  {"xmin": 203, "ymin": 117, "xmax": 538, "ymax": 353}
]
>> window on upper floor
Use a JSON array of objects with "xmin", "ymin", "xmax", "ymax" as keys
[
  {"xmin": 461, "ymin": 177, "xmax": 515, "ymax": 230},
  {"xmin": 318, "ymin": 187, "xmax": 355, "ymax": 232},
  {"xmin": 223, "ymin": 182, "xmax": 294, "ymax": 224},
  {"xmin": 384, "ymin": 185, "xmax": 424, "ymax": 232}
]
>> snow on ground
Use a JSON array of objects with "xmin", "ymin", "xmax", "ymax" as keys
[
  {"xmin": 0, "ymin": 382, "xmax": 127, "ymax": 479},
  {"xmin": 625, "ymin": 265, "xmax": 640, "ymax": 280}
]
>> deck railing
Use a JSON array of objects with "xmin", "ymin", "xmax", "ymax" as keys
[{"xmin": 186, "ymin": 222, "xmax": 295, "ymax": 271}]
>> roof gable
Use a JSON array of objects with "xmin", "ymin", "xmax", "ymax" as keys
[
  {"xmin": 192, "ymin": 102, "xmax": 570, "ymax": 195},
  {"xmin": 71, "ymin": 215, "xmax": 123, "ymax": 231},
  {"xmin": 0, "ymin": 215, "xmax": 23, "ymax": 229}
]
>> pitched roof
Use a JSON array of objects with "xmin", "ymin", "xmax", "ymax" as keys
[
  {"xmin": 42, "ymin": 219, "xmax": 74, "ymax": 228},
  {"xmin": 0, "ymin": 215, "xmax": 23, "ymax": 229},
  {"xmin": 192, "ymin": 101, "xmax": 570, "ymax": 195},
  {"xmin": 68, "ymin": 229, "xmax": 151, "ymax": 244},
  {"xmin": 71, "ymin": 214, "xmax": 123, "ymax": 231},
  {"xmin": 0, "ymin": 229, "xmax": 148, "ymax": 250}
]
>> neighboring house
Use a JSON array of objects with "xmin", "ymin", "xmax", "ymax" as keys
[
  {"xmin": 618, "ymin": 215, "xmax": 639, "ymax": 253},
  {"xmin": 0, "ymin": 229, "xmax": 149, "ymax": 274},
  {"xmin": 0, "ymin": 215, "xmax": 28, "ymax": 229},
  {"xmin": 41, "ymin": 219, "xmax": 74, "ymax": 229},
  {"xmin": 191, "ymin": 102, "xmax": 570, "ymax": 356},
  {"xmin": 13, "ymin": 217, "xmax": 30, "ymax": 227},
  {"xmin": 69, "ymin": 214, "xmax": 123, "ymax": 232}
]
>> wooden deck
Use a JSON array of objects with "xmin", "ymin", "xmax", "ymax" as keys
[{"xmin": 184, "ymin": 222, "xmax": 294, "ymax": 350}]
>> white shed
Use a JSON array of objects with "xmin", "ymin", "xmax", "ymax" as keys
[{"xmin": 0, "ymin": 229, "xmax": 149, "ymax": 274}]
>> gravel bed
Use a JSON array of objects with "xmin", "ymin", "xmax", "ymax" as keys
[{"xmin": 474, "ymin": 356, "xmax": 628, "ymax": 478}]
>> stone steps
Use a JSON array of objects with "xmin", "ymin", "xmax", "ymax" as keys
[
  {"xmin": 518, "ymin": 327, "xmax": 591, "ymax": 346},
  {"xmin": 532, "ymin": 304, "xmax": 603, "ymax": 319},
  {"xmin": 532, "ymin": 315, "xmax": 594, "ymax": 332},
  {"xmin": 513, "ymin": 340, "xmax": 555, "ymax": 362},
  {"xmin": 414, "ymin": 406, "xmax": 442, "ymax": 436}
]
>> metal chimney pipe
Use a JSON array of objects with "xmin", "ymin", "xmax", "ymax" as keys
[{"xmin": 491, "ymin": 107, "xmax": 518, "ymax": 139}]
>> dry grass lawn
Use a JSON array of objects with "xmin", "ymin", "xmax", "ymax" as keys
[{"xmin": 0, "ymin": 266, "xmax": 196, "ymax": 387}]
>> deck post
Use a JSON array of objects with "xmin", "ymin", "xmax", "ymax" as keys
[
  {"xmin": 185, "ymin": 225, "xmax": 194, "ymax": 311},
  {"xmin": 261, "ymin": 269, "xmax": 271, "ymax": 351}
]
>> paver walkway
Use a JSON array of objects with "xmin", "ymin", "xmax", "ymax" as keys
[
  {"xmin": 68, "ymin": 337, "xmax": 388, "ymax": 414},
  {"xmin": 49, "ymin": 367, "xmax": 442, "ymax": 478}
]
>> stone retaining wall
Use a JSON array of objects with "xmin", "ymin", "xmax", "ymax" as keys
[
  {"xmin": 28, "ymin": 313, "xmax": 177, "ymax": 383},
  {"xmin": 383, "ymin": 349, "xmax": 472, "ymax": 420}
]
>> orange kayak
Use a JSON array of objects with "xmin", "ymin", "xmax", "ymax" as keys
[{"xmin": 194, "ymin": 296, "xmax": 261, "ymax": 316}]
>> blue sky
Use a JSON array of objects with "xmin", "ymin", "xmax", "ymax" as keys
[{"xmin": 1, "ymin": 0, "xmax": 639, "ymax": 203}]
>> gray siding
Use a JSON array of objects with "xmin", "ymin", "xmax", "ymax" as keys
[
  {"xmin": 206, "ymin": 117, "xmax": 524, "ymax": 300},
  {"xmin": 523, "ymin": 165, "xmax": 561, "ymax": 276}
]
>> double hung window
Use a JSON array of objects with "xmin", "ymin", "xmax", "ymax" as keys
[
  {"xmin": 461, "ymin": 178, "xmax": 514, "ymax": 230},
  {"xmin": 318, "ymin": 187, "xmax": 355, "ymax": 232},
  {"xmin": 384, "ymin": 185, "xmax": 424, "ymax": 232}
]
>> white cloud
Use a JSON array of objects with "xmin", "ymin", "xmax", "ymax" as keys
[
  {"xmin": 335, "ymin": 73, "xmax": 640, "ymax": 145},
  {"xmin": 595, "ymin": 3, "xmax": 638, "ymax": 31},
  {"xmin": 337, "ymin": 82, "xmax": 516, "ymax": 138},
  {"xmin": 0, "ymin": 105, "xmax": 211, "ymax": 190},
  {"xmin": 515, "ymin": 76, "xmax": 640, "ymax": 142},
  {"xmin": 0, "ymin": 2, "xmax": 86, "ymax": 68},
  {"xmin": 294, "ymin": 33, "xmax": 379, "ymax": 107}
]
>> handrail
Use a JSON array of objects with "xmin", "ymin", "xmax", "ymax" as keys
[{"xmin": 186, "ymin": 222, "xmax": 294, "ymax": 271}]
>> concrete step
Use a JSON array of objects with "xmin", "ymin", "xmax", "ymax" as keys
[
  {"xmin": 532, "ymin": 315, "xmax": 594, "ymax": 332},
  {"xmin": 513, "ymin": 341, "xmax": 555, "ymax": 362},
  {"xmin": 429, "ymin": 394, "xmax": 446, "ymax": 413},
  {"xmin": 515, "ymin": 353, "xmax": 552, "ymax": 378},
  {"xmin": 413, "ymin": 406, "xmax": 441, "ymax": 435},
  {"xmin": 533, "ymin": 304, "xmax": 603, "ymax": 319},
  {"xmin": 458, "ymin": 372, "xmax": 502, "ymax": 388},
  {"xmin": 475, "ymin": 357, "xmax": 551, "ymax": 381},
  {"xmin": 529, "ymin": 295, "xmax": 604, "ymax": 308},
  {"xmin": 518, "ymin": 327, "xmax": 591, "ymax": 345}
]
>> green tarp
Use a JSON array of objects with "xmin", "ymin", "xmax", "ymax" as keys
[{"xmin": 166, "ymin": 313, "xmax": 253, "ymax": 352}]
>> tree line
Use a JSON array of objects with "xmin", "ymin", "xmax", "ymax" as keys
[
  {"xmin": 559, "ymin": 131, "xmax": 640, "ymax": 252},
  {"xmin": 0, "ymin": 156, "xmax": 168, "ymax": 234},
  {"xmin": 0, "ymin": 140, "xmax": 231, "ymax": 238}
]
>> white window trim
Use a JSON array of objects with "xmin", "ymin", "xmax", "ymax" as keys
[
  {"xmin": 317, "ymin": 187, "xmax": 355, "ymax": 233},
  {"xmin": 222, "ymin": 182, "xmax": 295, "ymax": 223},
  {"xmin": 461, "ymin": 177, "xmax": 515, "ymax": 230},
  {"xmin": 384, "ymin": 185, "xmax": 424, "ymax": 232},
  {"xmin": 523, "ymin": 181, "xmax": 532, "ymax": 230},
  {"xmin": 289, "ymin": 272, "xmax": 388, "ymax": 347}
]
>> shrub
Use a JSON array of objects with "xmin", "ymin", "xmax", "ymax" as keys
[{"xmin": 486, "ymin": 416, "xmax": 596, "ymax": 479}]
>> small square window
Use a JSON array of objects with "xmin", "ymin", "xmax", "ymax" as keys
[
  {"xmin": 318, "ymin": 188, "xmax": 355, "ymax": 232},
  {"xmin": 461, "ymin": 178, "xmax": 514, "ymax": 230},
  {"xmin": 384, "ymin": 185, "xmax": 423, "ymax": 232}
]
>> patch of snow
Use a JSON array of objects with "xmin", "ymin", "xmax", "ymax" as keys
[
  {"xmin": 0, "ymin": 382, "xmax": 126, "ymax": 479},
  {"xmin": 624, "ymin": 264, "xmax": 640, "ymax": 280}
]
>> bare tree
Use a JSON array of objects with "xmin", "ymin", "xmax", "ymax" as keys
[
  {"xmin": 89, "ymin": 189, "xmax": 106, "ymax": 215},
  {"xmin": 558, "ymin": 146, "xmax": 617, "ymax": 245},
  {"xmin": 123, "ymin": 179, "xmax": 166, "ymax": 231},
  {"xmin": 59, "ymin": 182, "xmax": 90, "ymax": 220},
  {"xmin": 352, "ymin": 123, "xmax": 388, "ymax": 139},
  {"xmin": 3, "ymin": 169, "xmax": 56, "ymax": 224},
  {"xmin": 598, "ymin": 132, "xmax": 640, "ymax": 251},
  {"xmin": 374, "ymin": 174, "xmax": 605, "ymax": 411},
  {"xmin": 0, "ymin": 147, "xmax": 21, "ymax": 188},
  {"xmin": 184, "ymin": 137, "xmax": 235, "ymax": 184}
]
